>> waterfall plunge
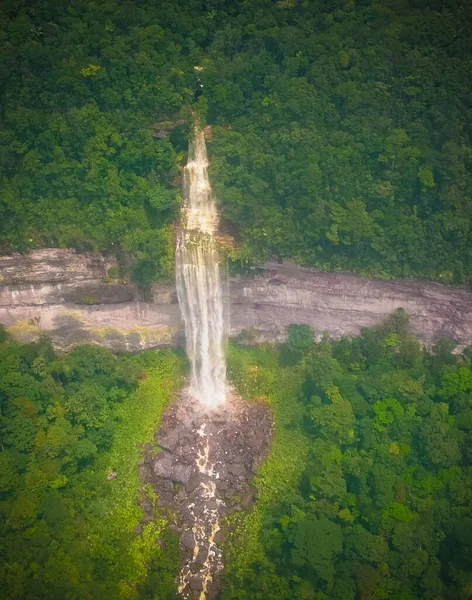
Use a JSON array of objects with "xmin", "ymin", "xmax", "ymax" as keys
[{"xmin": 176, "ymin": 127, "xmax": 227, "ymax": 408}]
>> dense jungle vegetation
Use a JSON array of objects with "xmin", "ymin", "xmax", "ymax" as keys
[
  {"xmin": 1, "ymin": 0, "xmax": 471, "ymax": 283},
  {"xmin": 223, "ymin": 311, "xmax": 472, "ymax": 600},
  {"xmin": 0, "ymin": 328, "xmax": 184, "ymax": 599},
  {"xmin": 1, "ymin": 315, "xmax": 471, "ymax": 599}
]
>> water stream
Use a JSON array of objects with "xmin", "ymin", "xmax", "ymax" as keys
[
  {"xmin": 176, "ymin": 126, "xmax": 227, "ymax": 408},
  {"xmin": 175, "ymin": 125, "xmax": 228, "ymax": 597}
]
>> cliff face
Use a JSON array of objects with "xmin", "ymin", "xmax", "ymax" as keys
[
  {"xmin": 0, "ymin": 250, "xmax": 471, "ymax": 351},
  {"xmin": 231, "ymin": 263, "xmax": 472, "ymax": 348},
  {"xmin": 0, "ymin": 249, "xmax": 181, "ymax": 351}
]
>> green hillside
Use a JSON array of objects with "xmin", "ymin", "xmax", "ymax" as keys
[{"xmin": 1, "ymin": 0, "xmax": 471, "ymax": 283}]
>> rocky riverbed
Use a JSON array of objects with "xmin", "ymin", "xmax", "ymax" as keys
[{"xmin": 139, "ymin": 391, "xmax": 273, "ymax": 599}]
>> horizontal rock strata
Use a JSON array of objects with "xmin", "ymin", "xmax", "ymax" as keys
[{"xmin": 0, "ymin": 249, "xmax": 471, "ymax": 350}]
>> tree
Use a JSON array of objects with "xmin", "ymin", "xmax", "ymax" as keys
[{"xmin": 288, "ymin": 518, "xmax": 343, "ymax": 587}]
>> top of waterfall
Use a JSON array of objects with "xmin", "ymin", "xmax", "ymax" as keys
[{"xmin": 182, "ymin": 128, "xmax": 219, "ymax": 234}]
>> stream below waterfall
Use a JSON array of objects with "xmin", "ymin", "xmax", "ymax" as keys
[{"xmin": 140, "ymin": 391, "xmax": 273, "ymax": 599}]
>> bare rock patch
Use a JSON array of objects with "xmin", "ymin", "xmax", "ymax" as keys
[{"xmin": 140, "ymin": 391, "xmax": 273, "ymax": 599}]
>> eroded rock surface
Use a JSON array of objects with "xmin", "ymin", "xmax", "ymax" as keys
[
  {"xmin": 230, "ymin": 262, "xmax": 472, "ymax": 348},
  {"xmin": 0, "ymin": 249, "xmax": 471, "ymax": 350},
  {"xmin": 140, "ymin": 391, "xmax": 273, "ymax": 599},
  {"xmin": 0, "ymin": 249, "xmax": 180, "ymax": 351}
]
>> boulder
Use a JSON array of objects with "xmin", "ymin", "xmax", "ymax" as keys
[
  {"xmin": 228, "ymin": 463, "xmax": 245, "ymax": 476},
  {"xmin": 173, "ymin": 463, "xmax": 193, "ymax": 484},
  {"xmin": 181, "ymin": 530, "xmax": 196, "ymax": 550},
  {"xmin": 185, "ymin": 475, "xmax": 203, "ymax": 494},
  {"xmin": 189, "ymin": 576, "xmax": 204, "ymax": 592},
  {"xmin": 156, "ymin": 429, "xmax": 181, "ymax": 452},
  {"xmin": 213, "ymin": 530, "xmax": 224, "ymax": 544},
  {"xmin": 153, "ymin": 452, "xmax": 173, "ymax": 479}
]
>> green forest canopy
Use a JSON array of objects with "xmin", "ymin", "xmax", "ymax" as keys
[
  {"xmin": 0, "ymin": 329, "xmax": 184, "ymax": 599},
  {"xmin": 1, "ymin": 313, "xmax": 471, "ymax": 599},
  {"xmin": 0, "ymin": 0, "xmax": 471, "ymax": 285},
  {"xmin": 221, "ymin": 311, "xmax": 472, "ymax": 600}
]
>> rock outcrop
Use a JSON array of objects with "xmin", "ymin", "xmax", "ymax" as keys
[
  {"xmin": 231, "ymin": 262, "xmax": 472, "ymax": 348},
  {"xmin": 140, "ymin": 390, "xmax": 272, "ymax": 599},
  {"xmin": 0, "ymin": 249, "xmax": 471, "ymax": 350},
  {"xmin": 0, "ymin": 249, "xmax": 181, "ymax": 351}
]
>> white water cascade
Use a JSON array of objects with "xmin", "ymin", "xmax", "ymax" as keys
[{"xmin": 176, "ymin": 126, "xmax": 227, "ymax": 408}]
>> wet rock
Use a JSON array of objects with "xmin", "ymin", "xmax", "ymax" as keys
[
  {"xmin": 181, "ymin": 530, "xmax": 195, "ymax": 549},
  {"xmin": 157, "ymin": 429, "xmax": 181, "ymax": 452},
  {"xmin": 189, "ymin": 576, "xmax": 204, "ymax": 592},
  {"xmin": 173, "ymin": 463, "xmax": 193, "ymax": 484},
  {"xmin": 206, "ymin": 498, "xmax": 219, "ymax": 511},
  {"xmin": 153, "ymin": 453, "xmax": 173, "ymax": 479},
  {"xmin": 140, "ymin": 391, "xmax": 274, "ymax": 600},
  {"xmin": 214, "ymin": 464, "xmax": 228, "ymax": 479},
  {"xmin": 185, "ymin": 475, "xmax": 202, "ymax": 494}
]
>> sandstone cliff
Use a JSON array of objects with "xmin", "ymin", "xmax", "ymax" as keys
[{"xmin": 0, "ymin": 250, "xmax": 470, "ymax": 351}]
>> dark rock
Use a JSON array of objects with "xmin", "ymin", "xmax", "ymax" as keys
[
  {"xmin": 206, "ymin": 499, "xmax": 219, "ymax": 511},
  {"xmin": 139, "ymin": 464, "xmax": 152, "ymax": 482},
  {"xmin": 67, "ymin": 282, "xmax": 136, "ymax": 305},
  {"xmin": 140, "ymin": 392, "xmax": 274, "ymax": 600},
  {"xmin": 157, "ymin": 429, "xmax": 181, "ymax": 452},
  {"xmin": 181, "ymin": 530, "xmax": 195, "ymax": 549},
  {"xmin": 213, "ymin": 530, "xmax": 224, "ymax": 544},
  {"xmin": 157, "ymin": 478, "xmax": 173, "ymax": 493},
  {"xmin": 214, "ymin": 464, "xmax": 228, "ymax": 479},
  {"xmin": 157, "ymin": 491, "xmax": 173, "ymax": 505},
  {"xmin": 153, "ymin": 453, "xmax": 173, "ymax": 479},
  {"xmin": 185, "ymin": 475, "xmax": 202, "ymax": 494},
  {"xmin": 228, "ymin": 463, "xmax": 245, "ymax": 476},
  {"xmin": 195, "ymin": 547, "xmax": 208, "ymax": 566},
  {"xmin": 189, "ymin": 576, "xmax": 204, "ymax": 592},
  {"xmin": 173, "ymin": 463, "xmax": 193, "ymax": 484}
]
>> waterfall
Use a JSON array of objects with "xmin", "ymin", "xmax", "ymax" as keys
[{"xmin": 176, "ymin": 126, "xmax": 227, "ymax": 407}]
